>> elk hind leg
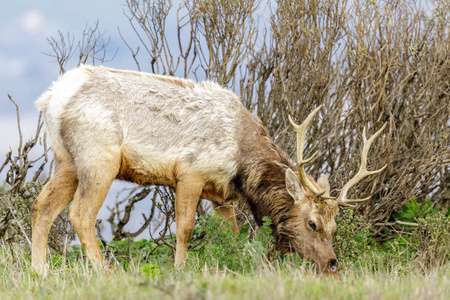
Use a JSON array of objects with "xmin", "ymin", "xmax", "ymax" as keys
[
  {"xmin": 32, "ymin": 160, "xmax": 78, "ymax": 274},
  {"xmin": 69, "ymin": 154, "xmax": 119, "ymax": 269},
  {"xmin": 212, "ymin": 202, "xmax": 239, "ymax": 233}
]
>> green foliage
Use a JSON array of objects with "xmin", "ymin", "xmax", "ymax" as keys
[
  {"xmin": 138, "ymin": 262, "xmax": 161, "ymax": 279},
  {"xmin": 330, "ymin": 199, "xmax": 449, "ymax": 271},
  {"xmin": 380, "ymin": 199, "xmax": 450, "ymax": 269},
  {"xmin": 192, "ymin": 213, "xmax": 274, "ymax": 272},
  {"xmin": 394, "ymin": 198, "xmax": 448, "ymax": 223},
  {"xmin": 196, "ymin": 212, "xmax": 244, "ymax": 270},
  {"xmin": 10, "ymin": 198, "xmax": 446, "ymax": 278},
  {"xmin": 61, "ymin": 199, "xmax": 448, "ymax": 275},
  {"xmin": 104, "ymin": 238, "xmax": 172, "ymax": 271},
  {"xmin": 412, "ymin": 211, "xmax": 450, "ymax": 267},
  {"xmin": 252, "ymin": 216, "xmax": 275, "ymax": 252},
  {"xmin": 81, "ymin": 214, "xmax": 276, "ymax": 275},
  {"xmin": 333, "ymin": 208, "xmax": 372, "ymax": 263}
]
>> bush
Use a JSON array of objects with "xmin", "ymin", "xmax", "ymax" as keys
[
  {"xmin": 192, "ymin": 213, "xmax": 275, "ymax": 273},
  {"xmin": 412, "ymin": 211, "xmax": 450, "ymax": 268},
  {"xmin": 380, "ymin": 199, "xmax": 450, "ymax": 269},
  {"xmin": 333, "ymin": 208, "xmax": 372, "ymax": 263}
]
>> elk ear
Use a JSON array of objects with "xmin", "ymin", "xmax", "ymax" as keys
[
  {"xmin": 285, "ymin": 168, "xmax": 305, "ymax": 204},
  {"xmin": 317, "ymin": 174, "xmax": 331, "ymax": 195}
]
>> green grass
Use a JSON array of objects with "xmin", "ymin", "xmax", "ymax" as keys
[
  {"xmin": 0, "ymin": 243, "xmax": 448, "ymax": 300},
  {"xmin": 1, "ymin": 206, "xmax": 448, "ymax": 299}
]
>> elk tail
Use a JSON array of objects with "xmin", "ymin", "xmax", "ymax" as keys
[{"xmin": 35, "ymin": 91, "xmax": 53, "ymax": 112}]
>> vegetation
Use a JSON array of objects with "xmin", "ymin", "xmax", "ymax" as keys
[
  {"xmin": 0, "ymin": 0, "xmax": 449, "ymax": 298},
  {"xmin": 0, "ymin": 209, "xmax": 449, "ymax": 299},
  {"xmin": 1, "ymin": 0, "xmax": 448, "ymax": 254}
]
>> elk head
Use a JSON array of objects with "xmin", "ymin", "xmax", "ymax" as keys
[{"xmin": 283, "ymin": 106, "xmax": 386, "ymax": 271}]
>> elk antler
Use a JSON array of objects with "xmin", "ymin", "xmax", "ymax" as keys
[
  {"xmin": 335, "ymin": 123, "xmax": 387, "ymax": 207},
  {"xmin": 289, "ymin": 106, "xmax": 330, "ymax": 199}
]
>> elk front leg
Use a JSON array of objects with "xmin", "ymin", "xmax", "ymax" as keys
[{"xmin": 174, "ymin": 176, "xmax": 204, "ymax": 268}]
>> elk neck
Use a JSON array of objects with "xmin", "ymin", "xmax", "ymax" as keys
[{"xmin": 232, "ymin": 119, "xmax": 299, "ymax": 246}]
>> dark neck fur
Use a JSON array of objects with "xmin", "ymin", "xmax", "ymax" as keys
[
  {"xmin": 233, "ymin": 149, "xmax": 299, "ymax": 254},
  {"xmin": 233, "ymin": 114, "xmax": 301, "ymax": 254}
]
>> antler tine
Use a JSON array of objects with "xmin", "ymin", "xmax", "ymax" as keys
[
  {"xmin": 289, "ymin": 106, "xmax": 325, "ymax": 197},
  {"xmin": 336, "ymin": 123, "xmax": 388, "ymax": 207}
]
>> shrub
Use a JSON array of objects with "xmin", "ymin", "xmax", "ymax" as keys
[
  {"xmin": 381, "ymin": 199, "xmax": 450, "ymax": 269},
  {"xmin": 193, "ymin": 213, "xmax": 274, "ymax": 273},
  {"xmin": 333, "ymin": 208, "xmax": 372, "ymax": 263},
  {"xmin": 412, "ymin": 211, "xmax": 450, "ymax": 268}
]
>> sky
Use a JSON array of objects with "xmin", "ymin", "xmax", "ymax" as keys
[
  {"xmin": 0, "ymin": 0, "xmax": 135, "ymax": 111},
  {"xmin": 0, "ymin": 1, "xmax": 140, "ymax": 150},
  {"xmin": 0, "ymin": 0, "xmax": 177, "ymax": 239}
]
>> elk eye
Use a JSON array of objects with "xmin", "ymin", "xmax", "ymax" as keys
[{"xmin": 308, "ymin": 221, "xmax": 316, "ymax": 231}]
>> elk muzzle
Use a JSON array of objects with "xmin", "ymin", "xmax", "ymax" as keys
[{"xmin": 327, "ymin": 258, "xmax": 337, "ymax": 272}]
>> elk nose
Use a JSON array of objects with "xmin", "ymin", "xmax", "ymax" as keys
[{"xmin": 327, "ymin": 259, "xmax": 337, "ymax": 272}]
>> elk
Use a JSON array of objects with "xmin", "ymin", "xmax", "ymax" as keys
[{"xmin": 32, "ymin": 65, "xmax": 386, "ymax": 274}]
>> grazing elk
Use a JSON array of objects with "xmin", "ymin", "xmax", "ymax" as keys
[{"xmin": 32, "ymin": 65, "xmax": 386, "ymax": 274}]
